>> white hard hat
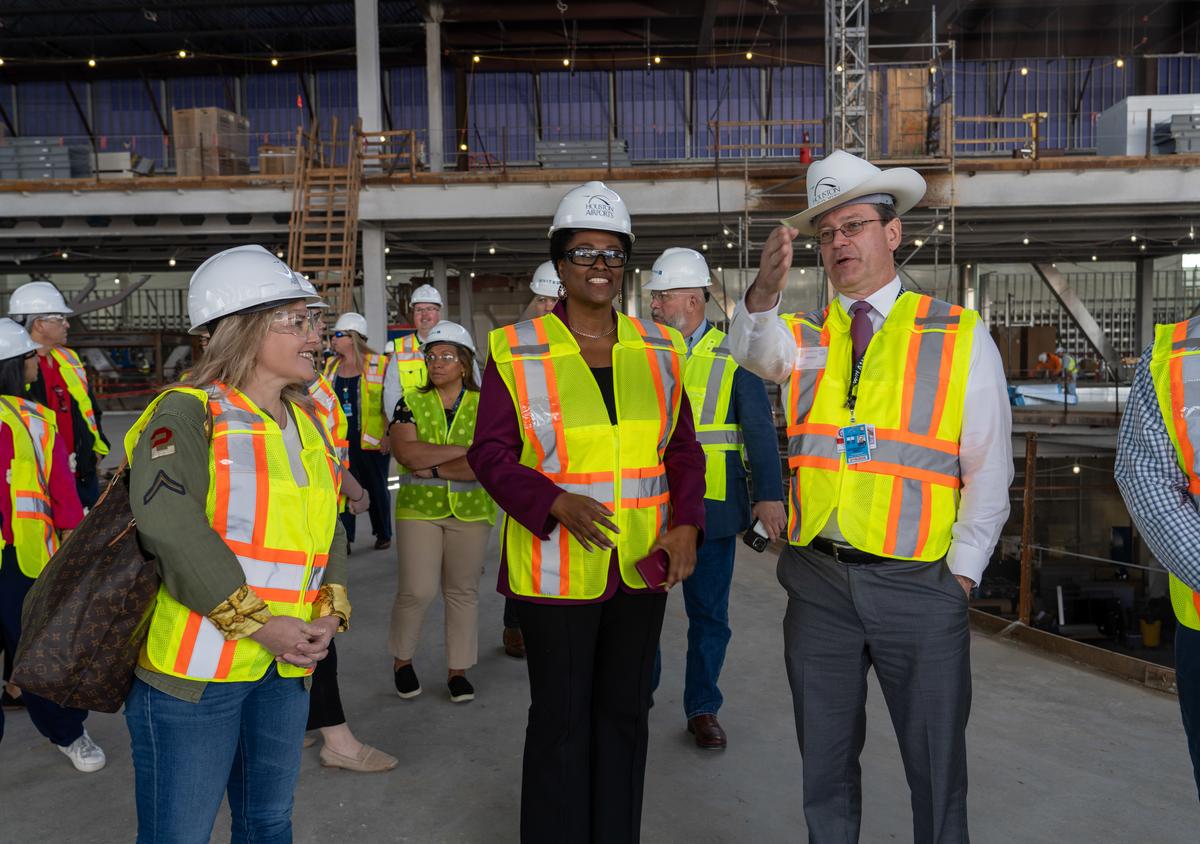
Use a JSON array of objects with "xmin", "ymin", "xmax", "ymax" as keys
[
  {"xmin": 548, "ymin": 180, "xmax": 635, "ymax": 242},
  {"xmin": 1038, "ymin": 353, "xmax": 1048, "ymax": 363},
  {"xmin": 411, "ymin": 284, "xmax": 443, "ymax": 306},
  {"xmin": 383, "ymin": 340, "xmax": 395, "ymax": 354},
  {"xmin": 530, "ymin": 261, "xmax": 561, "ymax": 298},
  {"xmin": 0, "ymin": 317, "xmax": 40, "ymax": 361},
  {"xmin": 420, "ymin": 320, "xmax": 476, "ymax": 356},
  {"xmin": 187, "ymin": 244, "xmax": 324, "ymax": 334},
  {"xmin": 7, "ymin": 281, "xmax": 73, "ymax": 317},
  {"xmin": 644, "ymin": 248, "xmax": 711, "ymax": 291},
  {"xmin": 333, "ymin": 312, "xmax": 369, "ymax": 336}
]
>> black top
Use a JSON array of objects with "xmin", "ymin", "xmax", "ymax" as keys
[
  {"xmin": 334, "ymin": 374, "xmax": 361, "ymax": 447},
  {"xmin": 392, "ymin": 387, "xmax": 465, "ymax": 431},
  {"xmin": 590, "ymin": 366, "xmax": 617, "ymax": 425}
]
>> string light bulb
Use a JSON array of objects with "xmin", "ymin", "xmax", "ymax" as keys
[
  {"xmin": 1140, "ymin": 243, "xmax": 1147, "ymax": 251},
  {"xmin": 168, "ymin": 257, "xmax": 176, "ymax": 267},
  {"xmin": 653, "ymin": 55, "xmax": 662, "ymax": 65},
  {"xmin": 700, "ymin": 242, "xmax": 708, "ymax": 251},
  {"xmin": 60, "ymin": 251, "xmax": 68, "ymax": 259},
  {"xmin": 0, "ymin": 58, "xmax": 5, "ymax": 67},
  {"xmin": 835, "ymin": 64, "xmax": 844, "ymax": 73},
  {"xmin": 1020, "ymin": 67, "xmax": 1029, "ymax": 76},
  {"xmin": 745, "ymin": 52, "xmax": 754, "ymax": 60},
  {"xmin": 459, "ymin": 143, "xmax": 468, "ymax": 151},
  {"xmin": 1072, "ymin": 464, "xmax": 1082, "ymax": 474},
  {"xmin": 276, "ymin": 249, "xmax": 284, "ymax": 258},
  {"xmin": 87, "ymin": 58, "xmax": 97, "ymax": 68},
  {"xmin": 488, "ymin": 245, "xmax": 496, "ymax": 255},
  {"xmin": 1130, "ymin": 233, "xmax": 1138, "ymax": 242},
  {"xmin": 1022, "ymin": 235, "xmax": 1030, "ymax": 245},
  {"xmin": 929, "ymin": 65, "xmax": 937, "ymax": 75},
  {"xmin": 562, "ymin": 58, "xmax": 571, "ymax": 67},
  {"xmin": 1115, "ymin": 58, "xmax": 1125, "ymax": 69},
  {"xmin": 384, "ymin": 246, "xmax": 391, "ymax": 254},
  {"xmin": 178, "ymin": 49, "xmax": 188, "ymax": 59},
  {"xmin": 1190, "ymin": 225, "xmax": 1195, "ymax": 240},
  {"xmin": 270, "ymin": 57, "xmax": 279, "ymax": 67},
  {"xmin": 936, "ymin": 221, "xmax": 945, "ymax": 231},
  {"xmin": 1091, "ymin": 255, "xmax": 1098, "ymax": 261},
  {"xmin": 913, "ymin": 238, "xmax": 925, "ymax": 247},
  {"xmin": 472, "ymin": 55, "xmax": 481, "ymax": 64}
]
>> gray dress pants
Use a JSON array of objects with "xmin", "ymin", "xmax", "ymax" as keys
[{"xmin": 777, "ymin": 543, "xmax": 972, "ymax": 844}]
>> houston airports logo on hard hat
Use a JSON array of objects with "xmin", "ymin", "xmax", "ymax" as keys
[{"xmin": 585, "ymin": 194, "xmax": 615, "ymax": 219}]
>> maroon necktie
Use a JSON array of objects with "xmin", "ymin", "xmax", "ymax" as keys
[{"xmin": 850, "ymin": 300, "xmax": 874, "ymax": 369}]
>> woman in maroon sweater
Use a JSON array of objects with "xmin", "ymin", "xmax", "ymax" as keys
[{"xmin": 468, "ymin": 181, "xmax": 705, "ymax": 844}]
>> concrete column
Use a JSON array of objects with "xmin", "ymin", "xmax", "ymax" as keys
[
  {"xmin": 431, "ymin": 257, "xmax": 449, "ymax": 307},
  {"xmin": 958, "ymin": 263, "xmax": 978, "ymax": 310},
  {"xmin": 1135, "ymin": 257, "xmax": 1155, "ymax": 354},
  {"xmin": 622, "ymin": 270, "xmax": 640, "ymax": 317},
  {"xmin": 458, "ymin": 270, "xmax": 474, "ymax": 335},
  {"xmin": 361, "ymin": 226, "xmax": 387, "ymax": 347},
  {"xmin": 425, "ymin": 1, "xmax": 444, "ymax": 173},
  {"xmin": 354, "ymin": 0, "xmax": 383, "ymax": 132}
]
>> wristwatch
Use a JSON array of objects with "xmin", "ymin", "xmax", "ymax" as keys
[{"xmin": 431, "ymin": 465, "xmax": 440, "ymax": 479}]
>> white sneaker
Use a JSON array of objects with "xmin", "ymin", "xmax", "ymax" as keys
[{"xmin": 59, "ymin": 729, "xmax": 106, "ymax": 773}]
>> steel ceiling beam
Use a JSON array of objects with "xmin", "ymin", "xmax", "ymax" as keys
[{"xmin": 1032, "ymin": 262, "xmax": 1121, "ymax": 373}]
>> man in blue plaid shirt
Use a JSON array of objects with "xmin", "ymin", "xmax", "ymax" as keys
[{"xmin": 1115, "ymin": 336, "xmax": 1200, "ymax": 800}]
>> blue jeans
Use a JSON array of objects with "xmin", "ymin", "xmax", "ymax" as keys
[
  {"xmin": 125, "ymin": 669, "xmax": 309, "ymax": 844},
  {"xmin": 653, "ymin": 535, "xmax": 736, "ymax": 718}
]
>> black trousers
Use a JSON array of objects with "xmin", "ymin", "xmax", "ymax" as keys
[
  {"xmin": 515, "ymin": 589, "xmax": 667, "ymax": 844},
  {"xmin": 305, "ymin": 638, "xmax": 345, "ymax": 731},
  {"xmin": 339, "ymin": 445, "xmax": 392, "ymax": 543},
  {"xmin": 1177, "ymin": 623, "xmax": 1200, "ymax": 801}
]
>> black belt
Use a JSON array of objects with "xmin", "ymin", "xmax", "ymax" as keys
[{"xmin": 807, "ymin": 536, "xmax": 884, "ymax": 565}]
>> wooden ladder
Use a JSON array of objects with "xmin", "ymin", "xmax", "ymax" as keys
[{"xmin": 286, "ymin": 117, "xmax": 363, "ymax": 315}]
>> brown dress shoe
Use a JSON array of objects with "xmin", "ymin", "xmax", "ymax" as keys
[
  {"xmin": 374, "ymin": 538, "xmax": 392, "ymax": 550},
  {"xmin": 687, "ymin": 714, "xmax": 727, "ymax": 750},
  {"xmin": 503, "ymin": 626, "xmax": 526, "ymax": 659}
]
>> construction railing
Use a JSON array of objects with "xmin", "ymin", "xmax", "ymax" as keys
[
  {"xmin": 357, "ymin": 129, "xmax": 418, "ymax": 179},
  {"xmin": 954, "ymin": 112, "xmax": 1048, "ymax": 159},
  {"xmin": 707, "ymin": 119, "xmax": 824, "ymax": 159}
]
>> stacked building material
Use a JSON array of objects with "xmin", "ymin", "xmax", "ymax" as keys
[{"xmin": 172, "ymin": 107, "xmax": 250, "ymax": 176}]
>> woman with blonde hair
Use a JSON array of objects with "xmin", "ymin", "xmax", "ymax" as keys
[
  {"xmin": 325, "ymin": 312, "xmax": 392, "ymax": 550},
  {"xmin": 124, "ymin": 245, "xmax": 350, "ymax": 842}
]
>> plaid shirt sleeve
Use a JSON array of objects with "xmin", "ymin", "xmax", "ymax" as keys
[{"xmin": 1114, "ymin": 346, "xmax": 1200, "ymax": 593}]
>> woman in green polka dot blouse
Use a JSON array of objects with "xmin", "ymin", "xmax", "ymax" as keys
[{"xmin": 387, "ymin": 321, "xmax": 496, "ymax": 704}]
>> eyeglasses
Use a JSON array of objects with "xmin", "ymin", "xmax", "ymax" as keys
[
  {"xmin": 22, "ymin": 351, "xmax": 36, "ymax": 360},
  {"xmin": 269, "ymin": 310, "xmax": 322, "ymax": 336},
  {"xmin": 564, "ymin": 247, "xmax": 628, "ymax": 268},
  {"xmin": 649, "ymin": 291, "xmax": 690, "ymax": 302},
  {"xmin": 424, "ymin": 352, "xmax": 460, "ymax": 364},
  {"xmin": 35, "ymin": 314, "xmax": 69, "ymax": 325},
  {"xmin": 412, "ymin": 305, "xmax": 441, "ymax": 316},
  {"xmin": 816, "ymin": 218, "xmax": 885, "ymax": 245}
]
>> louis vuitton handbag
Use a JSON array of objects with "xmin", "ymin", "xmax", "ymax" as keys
[{"xmin": 12, "ymin": 466, "xmax": 159, "ymax": 713}]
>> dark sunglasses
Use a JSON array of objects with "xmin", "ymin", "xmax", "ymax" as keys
[{"xmin": 332, "ymin": 331, "xmax": 349, "ymax": 338}]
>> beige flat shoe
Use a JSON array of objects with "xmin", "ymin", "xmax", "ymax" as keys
[{"xmin": 319, "ymin": 743, "xmax": 398, "ymax": 773}]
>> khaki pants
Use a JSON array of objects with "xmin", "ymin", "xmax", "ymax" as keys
[{"xmin": 389, "ymin": 517, "xmax": 491, "ymax": 670}]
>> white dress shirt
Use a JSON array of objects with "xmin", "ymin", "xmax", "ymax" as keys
[{"xmin": 728, "ymin": 276, "xmax": 1013, "ymax": 585}]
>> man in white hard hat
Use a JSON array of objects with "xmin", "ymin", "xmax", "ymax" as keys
[
  {"xmin": 520, "ymin": 261, "xmax": 562, "ymax": 321},
  {"xmin": 646, "ymin": 247, "xmax": 785, "ymax": 750},
  {"xmin": 6, "ymin": 281, "xmax": 109, "ymax": 508},
  {"xmin": 728, "ymin": 150, "xmax": 1012, "ymax": 842},
  {"xmin": 383, "ymin": 283, "xmax": 442, "ymax": 444}
]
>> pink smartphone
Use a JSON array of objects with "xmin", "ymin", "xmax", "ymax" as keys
[{"xmin": 634, "ymin": 549, "xmax": 670, "ymax": 590}]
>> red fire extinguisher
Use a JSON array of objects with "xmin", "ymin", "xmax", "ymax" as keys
[{"xmin": 800, "ymin": 131, "xmax": 813, "ymax": 165}]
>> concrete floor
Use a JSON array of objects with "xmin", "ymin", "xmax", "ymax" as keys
[{"xmin": 2, "ymin": 413, "xmax": 1196, "ymax": 842}]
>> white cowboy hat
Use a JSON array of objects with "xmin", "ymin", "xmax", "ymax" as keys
[{"xmin": 782, "ymin": 150, "xmax": 927, "ymax": 236}]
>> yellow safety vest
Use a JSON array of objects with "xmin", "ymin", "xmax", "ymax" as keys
[
  {"xmin": 783, "ymin": 292, "xmax": 975, "ymax": 560},
  {"xmin": 490, "ymin": 312, "xmax": 685, "ymax": 600},
  {"xmin": 394, "ymin": 387, "xmax": 496, "ymax": 524},
  {"xmin": 49, "ymin": 346, "xmax": 109, "ymax": 457},
  {"xmin": 1148, "ymin": 319, "xmax": 1200, "ymax": 630},
  {"xmin": 684, "ymin": 326, "xmax": 745, "ymax": 501},
  {"xmin": 0, "ymin": 396, "xmax": 61, "ymax": 577},
  {"xmin": 124, "ymin": 383, "xmax": 341, "ymax": 682},
  {"xmin": 388, "ymin": 334, "xmax": 428, "ymax": 393},
  {"xmin": 323, "ymin": 353, "xmax": 388, "ymax": 448}
]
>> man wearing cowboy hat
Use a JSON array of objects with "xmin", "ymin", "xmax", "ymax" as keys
[{"xmin": 728, "ymin": 150, "xmax": 1012, "ymax": 843}]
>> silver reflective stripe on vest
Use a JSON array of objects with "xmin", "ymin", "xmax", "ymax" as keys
[
  {"xmin": 631, "ymin": 318, "xmax": 680, "ymax": 453},
  {"xmin": 211, "ymin": 397, "xmax": 262, "ymax": 545},
  {"xmin": 1177, "ymin": 319, "xmax": 1200, "ymax": 482},
  {"xmin": 868, "ymin": 439, "xmax": 960, "ymax": 481},
  {"xmin": 396, "ymin": 474, "xmax": 444, "ymax": 487},
  {"xmin": 787, "ymin": 315, "xmax": 826, "ymax": 424},
  {"xmin": 786, "ymin": 316, "xmax": 827, "ymax": 545},
  {"xmin": 449, "ymin": 481, "xmax": 483, "ymax": 493},
  {"xmin": 888, "ymin": 477, "xmax": 926, "ymax": 558},
  {"xmin": 623, "ymin": 472, "xmax": 668, "ymax": 503},
  {"xmin": 182, "ymin": 621, "xmax": 228, "ymax": 678},
  {"xmin": 789, "ymin": 430, "xmax": 838, "ymax": 460},
  {"xmin": 239, "ymin": 554, "xmax": 316, "ymax": 601},
  {"xmin": 906, "ymin": 299, "xmax": 956, "ymax": 437},
  {"xmin": 695, "ymin": 429, "xmax": 743, "ymax": 446},
  {"xmin": 511, "ymin": 321, "xmax": 564, "ymax": 475},
  {"xmin": 556, "ymin": 478, "xmax": 616, "ymax": 505},
  {"xmin": 698, "ymin": 352, "xmax": 733, "ymax": 426}
]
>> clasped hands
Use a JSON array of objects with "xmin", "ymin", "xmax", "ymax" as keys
[{"xmin": 250, "ymin": 615, "xmax": 340, "ymax": 668}]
